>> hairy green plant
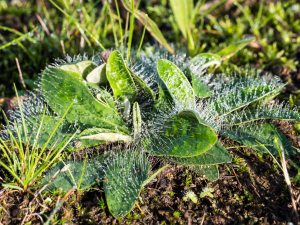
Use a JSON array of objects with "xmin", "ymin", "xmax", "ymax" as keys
[
  {"xmin": 0, "ymin": 86, "xmax": 76, "ymax": 192},
  {"xmin": 3, "ymin": 46, "xmax": 300, "ymax": 218}
]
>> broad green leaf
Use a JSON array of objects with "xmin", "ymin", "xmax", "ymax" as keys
[
  {"xmin": 60, "ymin": 60, "xmax": 96, "ymax": 79},
  {"xmin": 86, "ymin": 63, "xmax": 108, "ymax": 84},
  {"xmin": 190, "ymin": 53, "xmax": 222, "ymax": 70},
  {"xmin": 191, "ymin": 165, "xmax": 219, "ymax": 181},
  {"xmin": 24, "ymin": 115, "xmax": 106, "ymax": 151},
  {"xmin": 210, "ymin": 84, "xmax": 284, "ymax": 116},
  {"xmin": 41, "ymin": 154, "xmax": 109, "ymax": 192},
  {"xmin": 120, "ymin": 0, "xmax": 175, "ymax": 55},
  {"xmin": 160, "ymin": 141, "xmax": 231, "ymax": 165},
  {"xmin": 106, "ymin": 51, "xmax": 137, "ymax": 104},
  {"xmin": 153, "ymin": 83, "xmax": 173, "ymax": 112},
  {"xmin": 104, "ymin": 150, "xmax": 151, "ymax": 219},
  {"xmin": 144, "ymin": 110, "xmax": 217, "ymax": 157},
  {"xmin": 80, "ymin": 128, "xmax": 133, "ymax": 143},
  {"xmin": 225, "ymin": 108, "xmax": 300, "ymax": 126},
  {"xmin": 157, "ymin": 59, "xmax": 195, "ymax": 108},
  {"xmin": 192, "ymin": 77, "xmax": 212, "ymax": 98},
  {"xmin": 42, "ymin": 67, "xmax": 129, "ymax": 133},
  {"xmin": 25, "ymin": 115, "xmax": 75, "ymax": 149},
  {"xmin": 129, "ymin": 69, "xmax": 156, "ymax": 103},
  {"xmin": 220, "ymin": 123, "xmax": 294, "ymax": 155},
  {"xmin": 216, "ymin": 37, "xmax": 255, "ymax": 60},
  {"xmin": 133, "ymin": 102, "xmax": 142, "ymax": 140}
]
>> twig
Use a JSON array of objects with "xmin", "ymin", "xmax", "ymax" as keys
[
  {"xmin": 15, "ymin": 58, "xmax": 27, "ymax": 92},
  {"xmin": 135, "ymin": 202, "xmax": 144, "ymax": 214},
  {"xmin": 20, "ymin": 211, "xmax": 28, "ymax": 225},
  {"xmin": 56, "ymin": 188, "xmax": 62, "ymax": 207},
  {"xmin": 231, "ymin": 166, "xmax": 242, "ymax": 188},
  {"xmin": 44, "ymin": 186, "xmax": 76, "ymax": 225},
  {"xmin": 280, "ymin": 146, "xmax": 298, "ymax": 221},
  {"xmin": 200, "ymin": 210, "xmax": 206, "ymax": 225},
  {"xmin": 35, "ymin": 13, "xmax": 50, "ymax": 35},
  {"xmin": 79, "ymin": 0, "xmax": 84, "ymax": 54},
  {"xmin": 60, "ymin": 40, "xmax": 66, "ymax": 55}
]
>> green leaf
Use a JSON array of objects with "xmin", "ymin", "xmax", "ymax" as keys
[
  {"xmin": 225, "ymin": 108, "xmax": 300, "ymax": 126},
  {"xmin": 192, "ymin": 77, "xmax": 212, "ymax": 98},
  {"xmin": 157, "ymin": 59, "xmax": 195, "ymax": 109},
  {"xmin": 80, "ymin": 128, "xmax": 133, "ymax": 143},
  {"xmin": 190, "ymin": 53, "xmax": 222, "ymax": 70},
  {"xmin": 120, "ymin": 0, "xmax": 175, "ymax": 55},
  {"xmin": 169, "ymin": 0, "xmax": 194, "ymax": 52},
  {"xmin": 144, "ymin": 110, "xmax": 217, "ymax": 157},
  {"xmin": 24, "ymin": 115, "xmax": 74, "ymax": 149},
  {"xmin": 210, "ymin": 84, "xmax": 284, "ymax": 116},
  {"xmin": 86, "ymin": 63, "xmax": 108, "ymax": 85},
  {"xmin": 153, "ymin": 83, "xmax": 173, "ymax": 112},
  {"xmin": 60, "ymin": 60, "xmax": 96, "ymax": 79},
  {"xmin": 133, "ymin": 102, "xmax": 142, "ymax": 140},
  {"xmin": 106, "ymin": 51, "xmax": 137, "ymax": 104},
  {"xmin": 191, "ymin": 165, "xmax": 219, "ymax": 181},
  {"xmin": 160, "ymin": 141, "xmax": 231, "ymax": 165},
  {"xmin": 41, "ymin": 154, "xmax": 109, "ymax": 192},
  {"xmin": 216, "ymin": 37, "xmax": 255, "ymax": 60},
  {"xmin": 221, "ymin": 123, "xmax": 295, "ymax": 155},
  {"xmin": 169, "ymin": 0, "xmax": 193, "ymax": 39},
  {"xmin": 104, "ymin": 150, "xmax": 151, "ymax": 219},
  {"xmin": 42, "ymin": 67, "xmax": 129, "ymax": 133},
  {"xmin": 129, "ymin": 69, "xmax": 156, "ymax": 104}
]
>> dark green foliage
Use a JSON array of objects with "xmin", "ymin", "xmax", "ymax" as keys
[
  {"xmin": 103, "ymin": 150, "xmax": 150, "ymax": 219},
  {"xmin": 41, "ymin": 154, "xmax": 109, "ymax": 192},
  {"xmin": 221, "ymin": 123, "xmax": 294, "ymax": 155}
]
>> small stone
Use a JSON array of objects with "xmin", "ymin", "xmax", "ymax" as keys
[
  {"xmin": 101, "ymin": 50, "xmax": 112, "ymax": 62},
  {"xmin": 11, "ymin": 208, "xmax": 19, "ymax": 217},
  {"xmin": 74, "ymin": 141, "xmax": 82, "ymax": 148}
]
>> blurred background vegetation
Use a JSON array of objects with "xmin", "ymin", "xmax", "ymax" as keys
[{"xmin": 0, "ymin": 0, "xmax": 300, "ymax": 97}]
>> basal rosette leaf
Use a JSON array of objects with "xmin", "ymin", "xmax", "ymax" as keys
[
  {"xmin": 190, "ymin": 165, "xmax": 219, "ymax": 181},
  {"xmin": 25, "ymin": 115, "xmax": 75, "ymax": 149},
  {"xmin": 42, "ymin": 67, "xmax": 129, "ymax": 133},
  {"xmin": 144, "ymin": 110, "xmax": 217, "ymax": 157},
  {"xmin": 106, "ymin": 51, "xmax": 137, "ymax": 104},
  {"xmin": 60, "ymin": 60, "xmax": 96, "ymax": 79},
  {"xmin": 133, "ymin": 102, "xmax": 142, "ymax": 140},
  {"xmin": 220, "ymin": 123, "xmax": 294, "ymax": 155},
  {"xmin": 157, "ymin": 59, "xmax": 195, "ymax": 109},
  {"xmin": 86, "ymin": 63, "xmax": 108, "ymax": 85},
  {"xmin": 224, "ymin": 108, "xmax": 300, "ymax": 126},
  {"xmin": 103, "ymin": 150, "xmax": 151, "ymax": 219},
  {"xmin": 209, "ymin": 83, "xmax": 284, "ymax": 117},
  {"xmin": 184, "ymin": 53, "xmax": 221, "ymax": 98},
  {"xmin": 25, "ymin": 115, "xmax": 109, "ymax": 150},
  {"xmin": 190, "ymin": 53, "xmax": 222, "ymax": 70},
  {"xmin": 160, "ymin": 141, "xmax": 231, "ymax": 165},
  {"xmin": 129, "ymin": 69, "xmax": 156, "ymax": 107},
  {"xmin": 80, "ymin": 128, "xmax": 133, "ymax": 143},
  {"xmin": 41, "ymin": 154, "xmax": 109, "ymax": 192}
]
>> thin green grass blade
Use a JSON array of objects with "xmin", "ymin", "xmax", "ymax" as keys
[
  {"xmin": 120, "ymin": 0, "xmax": 175, "ymax": 55},
  {"xmin": 216, "ymin": 37, "xmax": 255, "ymax": 60}
]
